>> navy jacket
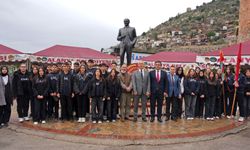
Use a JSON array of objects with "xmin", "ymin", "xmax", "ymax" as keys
[
  {"xmin": 12, "ymin": 70, "xmax": 32, "ymax": 97},
  {"xmin": 245, "ymin": 77, "xmax": 250, "ymax": 96},
  {"xmin": 184, "ymin": 77, "xmax": 200, "ymax": 95},
  {"xmin": 47, "ymin": 72, "xmax": 59, "ymax": 94},
  {"xmin": 58, "ymin": 72, "xmax": 74, "ymax": 96},
  {"xmin": 73, "ymin": 73, "xmax": 91, "ymax": 95},
  {"xmin": 149, "ymin": 70, "xmax": 168, "ymax": 94}
]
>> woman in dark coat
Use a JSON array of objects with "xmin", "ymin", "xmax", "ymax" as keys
[
  {"xmin": 88, "ymin": 68, "xmax": 106, "ymax": 124},
  {"xmin": 106, "ymin": 69, "xmax": 122, "ymax": 122},
  {"xmin": 0, "ymin": 66, "xmax": 13, "ymax": 127},
  {"xmin": 32, "ymin": 67, "xmax": 49, "ymax": 125},
  {"xmin": 73, "ymin": 65, "xmax": 91, "ymax": 123}
]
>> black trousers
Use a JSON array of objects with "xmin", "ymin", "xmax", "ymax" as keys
[
  {"xmin": 91, "ymin": 97, "xmax": 104, "ymax": 121},
  {"xmin": 177, "ymin": 96, "xmax": 183, "ymax": 118},
  {"xmin": 150, "ymin": 92, "xmax": 163, "ymax": 119},
  {"xmin": 86, "ymin": 97, "xmax": 90, "ymax": 114},
  {"xmin": 60, "ymin": 95, "xmax": 73, "ymax": 120},
  {"xmin": 30, "ymin": 96, "xmax": 35, "ymax": 117},
  {"xmin": 0, "ymin": 102, "xmax": 11, "ymax": 124},
  {"xmin": 238, "ymin": 93, "xmax": 247, "ymax": 117},
  {"xmin": 77, "ymin": 94, "xmax": 87, "ymax": 118},
  {"xmin": 225, "ymin": 91, "xmax": 234, "ymax": 116},
  {"xmin": 16, "ymin": 95, "xmax": 30, "ymax": 118},
  {"xmin": 205, "ymin": 96, "xmax": 216, "ymax": 118},
  {"xmin": 166, "ymin": 96, "xmax": 179, "ymax": 119},
  {"xmin": 34, "ymin": 98, "xmax": 46, "ymax": 122},
  {"xmin": 246, "ymin": 96, "xmax": 250, "ymax": 117},
  {"xmin": 107, "ymin": 96, "xmax": 118, "ymax": 121},
  {"xmin": 47, "ymin": 96, "xmax": 59, "ymax": 119},
  {"xmin": 72, "ymin": 96, "xmax": 78, "ymax": 118},
  {"xmin": 214, "ymin": 97, "xmax": 222, "ymax": 117},
  {"xmin": 195, "ymin": 96, "xmax": 205, "ymax": 118}
]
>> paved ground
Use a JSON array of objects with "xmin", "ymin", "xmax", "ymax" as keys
[{"xmin": 0, "ymin": 123, "xmax": 250, "ymax": 150}]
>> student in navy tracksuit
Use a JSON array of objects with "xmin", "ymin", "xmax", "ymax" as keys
[
  {"xmin": 32, "ymin": 67, "xmax": 49, "ymax": 124},
  {"xmin": 106, "ymin": 69, "xmax": 122, "ymax": 122},
  {"xmin": 245, "ymin": 68, "xmax": 250, "ymax": 118},
  {"xmin": 195, "ymin": 70, "xmax": 207, "ymax": 118},
  {"xmin": 166, "ymin": 66, "xmax": 181, "ymax": 121},
  {"xmin": 73, "ymin": 65, "xmax": 91, "ymax": 123},
  {"xmin": 223, "ymin": 66, "xmax": 234, "ymax": 118},
  {"xmin": 12, "ymin": 63, "xmax": 32, "ymax": 122},
  {"xmin": 149, "ymin": 61, "xmax": 168, "ymax": 123},
  {"xmin": 88, "ymin": 68, "xmax": 106, "ymax": 124},
  {"xmin": 29, "ymin": 66, "xmax": 38, "ymax": 119},
  {"xmin": 58, "ymin": 62, "xmax": 74, "ymax": 121},
  {"xmin": 234, "ymin": 70, "xmax": 246, "ymax": 122},
  {"xmin": 71, "ymin": 62, "xmax": 80, "ymax": 119},
  {"xmin": 47, "ymin": 64, "xmax": 60, "ymax": 119},
  {"xmin": 214, "ymin": 73, "xmax": 223, "ymax": 118},
  {"xmin": 184, "ymin": 69, "xmax": 200, "ymax": 120},
  {"xmin": 205, "ymin": 71, "xmax": 218, "ymax": 121}
]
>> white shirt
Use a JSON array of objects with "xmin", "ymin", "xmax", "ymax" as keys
[{"xmin": 2, "ymin": 75, "xmax": 8, "ymax": 85}]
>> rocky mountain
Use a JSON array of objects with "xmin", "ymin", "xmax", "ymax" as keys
[{"xmin": 135, "ymin": 0, "xmax": 240, "ymax": 54}]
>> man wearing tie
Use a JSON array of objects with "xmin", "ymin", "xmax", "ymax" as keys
[
  {"xmin": 166, "ymin": 66, "xmax": 181, "ymax": 121},
  {"xmin": 132, "ymin": 61, "xmax": 150, "ymax": 122},
  {"xmin": 149, "ymin": 61, "xmax": 168, "ymax": 123}
]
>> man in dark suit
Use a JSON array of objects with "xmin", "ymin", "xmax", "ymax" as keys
[
  {"xmin": 149, "ymin": 61, "xmax": 168, "ymax": 123},
  {"xmin": 117, "ymin": 18, "xmax": 137, "ymax": 66},
  {"xmin": 166, "ymin": 65, "xmax": 181, "ymax": 121}
]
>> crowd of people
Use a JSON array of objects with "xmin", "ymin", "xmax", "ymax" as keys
[{"xmin": 0, "ymin": 59, "xmax": 250, "ymax": 127}]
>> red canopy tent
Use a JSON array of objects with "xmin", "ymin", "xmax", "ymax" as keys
[
  {"xmin": 140, "ymin": 51, "xmax": 198, "ymax": 68},
  {"xmin": 0, "ymin": 44, "xmax": 27, "ymax": 62},
  {"xmin": 197, "ymin": 40, "xmax": 250, "ymax": 65},
  {"xmin": 31, "ymin": 45, "xmax": 117, "ymax": 64}
]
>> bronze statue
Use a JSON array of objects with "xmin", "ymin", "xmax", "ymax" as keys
[{"xmin": 117, "ymin": 18, "xmax": 137, "ymax": 66}]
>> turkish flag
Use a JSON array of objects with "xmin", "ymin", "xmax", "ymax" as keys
[{"xmin": 234, "ymin": 43, "xmax": 242, "ymax": 82}]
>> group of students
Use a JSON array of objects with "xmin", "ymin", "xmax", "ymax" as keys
[{"xmin": 0, "ymin": 59, "xmax": 250, "ymax": 127}]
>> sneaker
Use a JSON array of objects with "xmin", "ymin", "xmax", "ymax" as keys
[
  {"xmin": 187, "ymin": 117, "xmax": 191, "ymax": 120},
  {"xmin": 98, "ymin": 120, "xmax": 102, "ymax": 124},
  {"xmin": 77, "ymin": 118, "xmax": 81, "ymax": 123},
  {"xmin": 238, "ymin": 117, "xmax": 244, "ymax": 122},
  {"xmin": 112, "ymin": 120, "xmax": 116, "ymax": 123},
  {"xmin": 215, "ymin": 116, "xmax": 219, "ymax": 119},
  {"xmin": 206, "ymin": 118, "xmax": 210, "ymax": 120},
  {"xmin": 19, "ymin": 118, "xmax": 24, "ymax": 123},
  {"xmin": 190, "ymin": 117, "xmax": 194, "ymax": 120},
  {"xmin": 33, "ymin": 122, "xmax": 38, "ymax": 125},
  {"xmin": 82, "ymin": 118, "xmax": 86, "ymax": 123},
  {"xmin": 24, "ymin": 117, "xmax": 30, "ymax": 121},
  {"xmin": 210, "ymin": 118, "xmax": 215, "ymax": 121},
  {"xmin": 41, "ymin": 120, "xmax": 46, "ymax": 124},
  {"xmin": 106, "ymin": 120, "xmax": 110, "ymax": 123},
  {"xmin": 226, "ymin": 115, "xmax": 231, "ymax": 119},
  {"xmin": 92, "ymin": 120, "xmax": 97, "ymax": 124}
]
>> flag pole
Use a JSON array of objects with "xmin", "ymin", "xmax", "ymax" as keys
[
  {"xmin": 230, "ymin": 43, "xmax": 242, "ymax": 117},
  {"xmin": 219, "ymin": 50, "xmax": 226, "ymax": 116},
  {"xmin": 230, "ymin": 87, "xmax": 237, "ymax": 116},
  {"xmin": 222, "ymin": 83, "xmax": 226, "ymax": 116}
]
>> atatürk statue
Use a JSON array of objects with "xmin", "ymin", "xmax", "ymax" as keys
[{"xmin": 117, "ymin": 18, "xmax": 137, "ymax": 66}]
